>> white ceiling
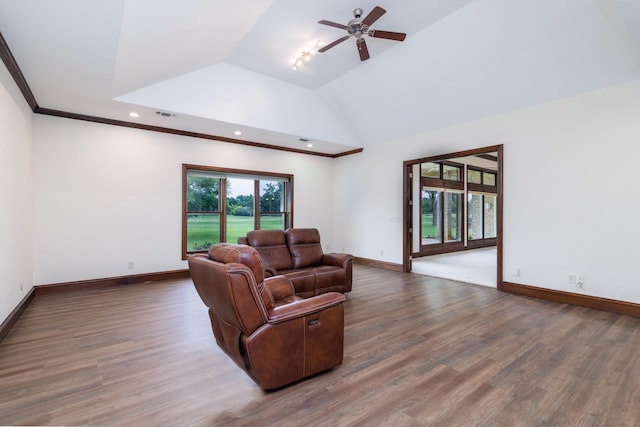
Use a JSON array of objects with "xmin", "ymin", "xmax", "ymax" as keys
[{"xmin": 1, "ymin": 0, "xmax": 640, "ymax": 155}]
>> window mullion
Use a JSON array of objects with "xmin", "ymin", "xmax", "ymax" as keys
[
  {"xmin": 220, "ymin": 178, "xmax": 227, "ymax": 243},
  {"xmin": 254, "ymin": 180, "xmax": 260, "ymax": 230}
]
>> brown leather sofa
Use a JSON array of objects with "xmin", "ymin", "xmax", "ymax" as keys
[
  {"xmin": 239, "ymin": 228, "xmax": 353, "ymax": 298},
  {"xmin": 188, "ymin": 243, "xmax": 346, "ymax": 390}
]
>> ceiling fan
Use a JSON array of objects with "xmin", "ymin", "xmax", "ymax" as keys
[{"xmin": 318, "ymin": 6, "xmax": 406, "ymax": 61}]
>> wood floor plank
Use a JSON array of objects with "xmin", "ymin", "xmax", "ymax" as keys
[{"xmin": 2, "ymin": 265, "xmax": 640, "ymax": 426}]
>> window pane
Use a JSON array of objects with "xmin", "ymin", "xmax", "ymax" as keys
[
  {"xmin": 187, "ymin": 175, "xmax": 219, "ymax": 212},
  {"xmin": 467, "ymin": 169, "xmax": 481, "ymax": 184},
  {"xmin": 421, "ymin": 189, "xmax": 441, "ymax": 245},
  {"xmin": 483, "ymin": 172, "xmax": 496, "ymax": 186},
  {"xmin": 484, "ymin": 195, "xmax": 497, "ymax": 238},
  {"xmin": 226, "ymin": 178, "xmax": 255, "ymax": 243},
  {"xmin": 444, "ymin": 191, "xmax": 462, "ymax": 242},
  {"xmin": 260, "ymin": 214, "xmax": 284, "ymax": 230},
  {"xmin": 443, "ymin": 165, "xmax": 461, "ymax": 181},
  {"xmin": 226, "ymin": 214, "xmax": 255, "ymax": 244},
  {"xmin": 467, "ymin": 193, "xmax": 483, "ymax": 240},
  {"xmin": 187, "ymin": 213, "xmax": 219, "ymax": 252},
  {"xmin": 421, "ymin": 162, "xmax": 440, "ymax": 178},
  {"xmin": 260, "ymin": 181, "xmax": 283, "ymax": 213}
]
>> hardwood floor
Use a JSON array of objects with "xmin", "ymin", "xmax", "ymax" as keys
[{"xmin": 1, "ymin": 265, "xmax": 640, "ymax": 426}]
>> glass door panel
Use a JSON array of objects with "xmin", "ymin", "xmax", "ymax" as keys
[
  {"xmin": 468, "ymin": 193, "xmax": 483, "ymax": 240},
  {"xmin": 421, "ymin": 188, "xmax": 442, "ymax": 245},
  {"xmin": 484, "ymin": 195, "xmax": 497, "ymax": 238},
  {"xmin": 444, "ymin": 191, "xmax": 462, "ymax": 242}
]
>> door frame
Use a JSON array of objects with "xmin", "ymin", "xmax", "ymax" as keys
[{"xmin": 402, "ymin": 145, "xmax": 504, "ymax": 290}]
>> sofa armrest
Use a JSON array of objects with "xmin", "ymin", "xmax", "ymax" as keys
[
  {"xmin": 263, "ymin": 275, "xmax": 295, "ymax": 300},
  {"xmin": 322, "ymin": 253, "xmax": 353, "ymax": 269},
  {"xmin": 267, "ymin": 292, "xmax": 346, "ymax": 324}
]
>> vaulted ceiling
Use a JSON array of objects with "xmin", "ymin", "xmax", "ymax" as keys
[{"xmin": 1, "ymin": 0, "xmax": 640, "ymax": 155}]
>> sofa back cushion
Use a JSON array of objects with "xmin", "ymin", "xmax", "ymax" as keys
[
  {"xmin": 286, "ymin": 228, "xmax": 323, "ymax": 269},
  {"xmin": 246, "ymin": 229, "xmax": 294, "ymax": 271}
]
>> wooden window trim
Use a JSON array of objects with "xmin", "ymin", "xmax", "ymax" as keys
[{"xmin": 182, "ymin": 164, "xmax": 294, "ymax": 259}]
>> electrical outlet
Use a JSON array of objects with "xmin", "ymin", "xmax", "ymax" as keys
[
  {"xmin": 576, "ymin": 276, "xmax": 585, "ymax": 288},
  {"xmin": 568, "ymin": 275, "xmax": 576, "ymax": 285},
  {"xmin": 512, "ymin": 267, "xmax": 520, "ymax": 277},
  {"xmin": 127, "ymin": 261, "xmax": 134, "ymax": 270}
]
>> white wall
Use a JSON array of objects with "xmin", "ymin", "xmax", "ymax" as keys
[
  {"xmin": 0, "ymin": 59, "xmax": 33, "ymax": 323},
  {"xmin": 32, "ymin": 116, "xmax": 335, "ymax": 285},
  {"xmin": 334, "ymin": 79, "xmax": 640, "ymax": 304},
  {"xmin": 9, "ymin": 68, "xmax": 640, "ymax": 323}
]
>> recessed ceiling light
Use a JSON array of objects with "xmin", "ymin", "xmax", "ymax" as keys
[
  {"xmin": 234, "ymin": 130, "xmax": 242, "ymax": 136},
  {"xmin": 298, "ymin": 138, "xmax": 313, "ymax": 148},
  {"xmin": 129, "ymin": 112, "xmax": 139, "ymax": 118}
]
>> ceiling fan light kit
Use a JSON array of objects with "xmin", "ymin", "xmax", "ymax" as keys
[{"xmin": 318, "ymin": 6, "xmax": 406, "ymax": 61}]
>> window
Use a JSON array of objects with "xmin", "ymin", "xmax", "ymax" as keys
[
  {"xmin": 260, "ymin": 180, "xmax": 286, "ymax": 230},
  {"xmin": 421, "ymin": 188, "xmax": 441, "ymax": 245},
  {"xmin": 421, "ymin": 162, "xmax": 440, "ymax": 178},
  {"xmin": 467, "ymin": 167, "xmax": 497, "ymax": 242},
  {"xmin": 468, "ymin": 167, "xmax": 497, "ymax": 191},
  {"xmin": 467, "ymin": 169, "xmax": 482, "ymax": 184},
  {"xmin": 444, "ymin": 190, "xmax": 463, "ymax": 242},
  {"xmin": 483, "ymin": 194, "xmax": 497, "ymax": 238},
  {"xmin": 467, "ymin": 193, "xmax": 497, "ymax": 239},
  {"xmin": 483, "ymin": 172, "xmax": 496, "ymax": 186},
  {"xmin": 443, "ymin": 165, "xmax": 461, "ymax": 181},
  {"xmin": 421, "ymin": 188, "xmax": 463, "ymax": 246},
  {"xmin": 418, "ymin": 161, "xmax": 464, "ymax": 253},
  {"xmin": 183, "ymin": 165, "xmax": 293, "ymax": 258}
]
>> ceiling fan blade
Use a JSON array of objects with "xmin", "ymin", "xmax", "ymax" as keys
[
  {"xmin": 357, "ymin": 38, "xmax": 370, "ymax": 61},
  {"xmin": 318, "ymin": 35, "xmax": 350, "ymax": 53},
  {"xmin": 368, "ymin": 29, "xmax": 407, "ymax": 41},
  {"xmin": 318, "ymin": 20, "xmax": 348, "ymax": 30},
  {"xmin": 362, "ymin": 6, "xmax": 386, "ymax": 27}
]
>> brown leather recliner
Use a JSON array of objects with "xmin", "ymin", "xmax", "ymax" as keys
[{"xmin": 188, "ymin": 243, "xmax": 346, "ymax": 390}]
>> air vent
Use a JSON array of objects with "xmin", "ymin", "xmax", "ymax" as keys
[{"xmin": 155, "ymin": 111, "xmax": 176, "ymax": 118}]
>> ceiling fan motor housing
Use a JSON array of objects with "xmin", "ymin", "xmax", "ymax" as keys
[{"xmin": 348, "ymin": 20, "xmax": 368, "ymax": 37}]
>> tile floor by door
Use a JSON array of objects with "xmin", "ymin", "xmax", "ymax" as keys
[{"xmin": 411, "ymin": 246, "xmax": 497, "ymax": 287}]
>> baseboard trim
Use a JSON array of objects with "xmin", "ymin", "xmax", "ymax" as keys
[
  {"xmin": 35, "ymin": 269, "xmax": 191, "ymax": 296},
  {"xmin": 354, "ymin": 257, "xmax": 404, "ymax": 272},
  {"xmin": 502, "ymin": 281, "xmax": 640, "ymax": 318},
  {"xmin": 0, "ymin": 288, "xmax": 35, "ymax": 343}
]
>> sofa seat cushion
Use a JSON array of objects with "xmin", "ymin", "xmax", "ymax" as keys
[{"xmin": 277, "ymin": 269, "xmax": 316, "ymax": 298}]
